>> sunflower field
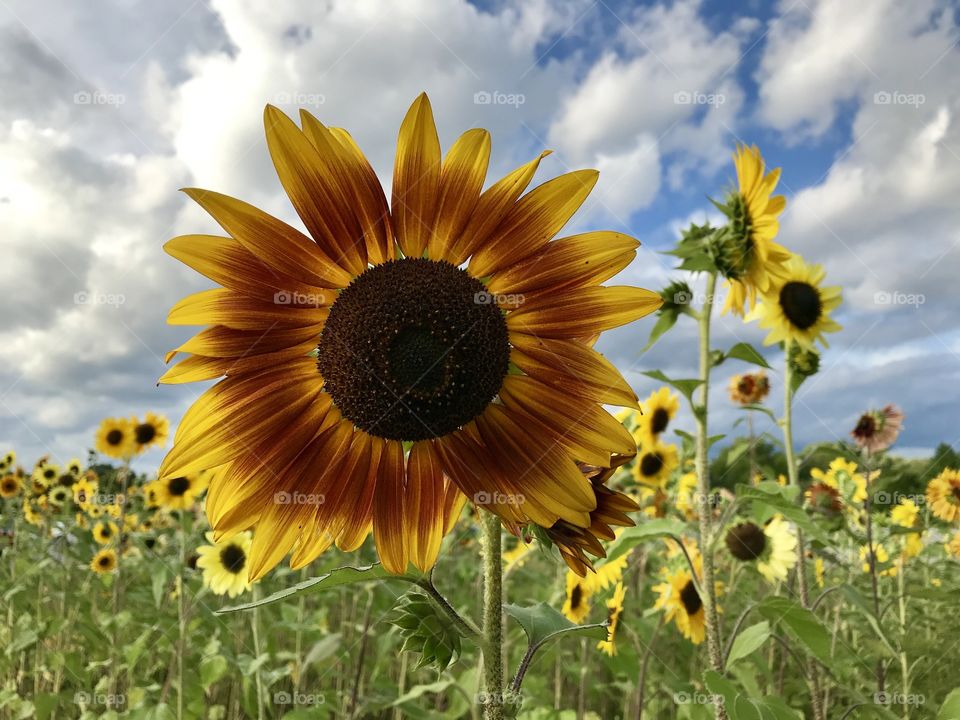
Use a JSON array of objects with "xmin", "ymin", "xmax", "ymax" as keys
[{"xmin": 3, "ymin": 96, "xmax": 960, "ymax": 720}]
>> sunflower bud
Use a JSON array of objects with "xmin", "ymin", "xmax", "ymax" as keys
[
  {"xmin": 706, "ymin": 194, "xmax": 754, "ymax": 281},
  {"xmin": 788, "ymin": 343, "xmax": 820, "ymax": 379}
]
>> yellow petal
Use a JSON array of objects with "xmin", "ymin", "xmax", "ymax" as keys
[
  {"xmin": 428, "ymin": 128, "xmax": 490, "ymax": 262},
  {"xmin": 506, "ymin": 286, "xmax": 662, "ymax": 338},
  {"xmin": 392, "ymin": 93, "xmax": 441, "ymax": 259}
]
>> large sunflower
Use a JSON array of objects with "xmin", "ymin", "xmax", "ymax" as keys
[
  {"xmin": 95, "ymin": 417, "xmax": 136, "ymax": 459},
  {"xmin": 746, "ymin": 254, "xmax": 841, "ymax": 349},
  {"xmin": 718, "ymin": 145, "xmax": 792, "ymax": 316},
  {"xmin": 724, "ymin": 516, "xmax": 797, "ymax": 583},
  {"xmin": 196, "ymin": 531, "xmax": 254, "ymax": 598},
  {"xmin": 159, "ymin": 94, "xmax": 661, "ymax": 579}
]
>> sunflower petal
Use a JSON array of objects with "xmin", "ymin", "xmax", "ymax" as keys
[
  {"xmin": 167, "ymin": 324, "xmax": 323, "ymax": 360},
  {"xmin": 428, "ymin": 129, "xmax": 490, "ymax": 262},
  {"xmin": 406, "ymin": 441, "xmax": 448, "ymax": 571},
  {"xmin": 506, "ymin": 286, "xmax": 662, "ymax": 338},
  {"xmin": 168, "ymin": 289, "xmax": 329, "ymax": 330},
  {"xmin": 373, "ymin": 440, "xmax": 409, "ymax": 573},
  {"xmin": 392, "ymin": 93, "xmax": 441, "ymax": 259}
]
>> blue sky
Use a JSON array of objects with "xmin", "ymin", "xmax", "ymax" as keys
[{"xmin": 1, "ymin": 0, "xmax": 959, "ymax": 470}]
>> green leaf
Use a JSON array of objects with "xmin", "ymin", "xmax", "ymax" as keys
[
  {"xmin": 641, "ymin": 370, "xmax": 703, "ymax": 404},
  {"xmin": 642, "ymin": 311, "xmax": 680, "ymax": 353},
  {"xmin": 724, "ymin": 343, "xmax": 771, "ymax": 369},
  {"xmin": 725, "ymin": 621, "xmax": 770, "ymax": 668},
  {"xmin": 391, "ymin": 680, "xmax": 455, "ymax": 707},
  {"xmin": 595, "ymin": 519, "xmax": 688, "ymax": 565},
  {"xmin": 217, "ymin": 564, "xmax": 417, "ymax": 614},
  {"xmin": 503, "ymin": 602, "xmax": 607, "ymax": 650},
  {"xmin": 758, "ymin": 597, "xmax": 849, "ymax": 668},
  {"xmin": 937, "ymin": 687, "xmax": 960, "ymax": 719},
  {"xmin": 740, "ymin": 403, "xmax": 778, "ymax": 424},
  {"xmin": 200, "ymin": 655, "xmax": 229, "ymax": 688}
]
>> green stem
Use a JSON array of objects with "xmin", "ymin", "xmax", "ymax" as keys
[
  {"xmin": 783, "ymin": 354, "xmax": 826, "ymax": 720},
  {"xmin": 862, "ymin": 449, "xmax": 885, "ymax": 695},
  {"xmin": 110, "ymin": 459, "xmax": 131, "ymax": 701},
  {"xmin": 480, "ymin": 510, "xmax": 504, "ymax": 720},
  {"xmin": 251, "ymin": 584, "xmax": 266, "ymax": 720},
  {"xmin": 177, "ymin": 511, "xmax": 187, "ymax": 720},
  {"xmin": 898, "ymin": 559, "xmax": 910, "ymax": 720},
  {"xmin": 692, "ymin": 272, "xmax": 726, "ymax": 720}
]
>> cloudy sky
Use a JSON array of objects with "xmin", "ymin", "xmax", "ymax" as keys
[{"xmin": 2, "ymin": 0, "xmax": 959, "ymax": 471}]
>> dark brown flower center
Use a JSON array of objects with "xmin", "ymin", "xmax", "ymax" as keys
[
  {"xmin": 651, "ymin": 408, "xmax": 670, "ymax": 434},
  {"xmin": 220, "ymin": 544, "xmax": 247, "ymax": 574},
  {"xmin": 317, "ymin": 258, "xmax": 510, "ymax": 441},
  {"xmin": 106, "ymin": 429, "xmax": 124, "ymax": 446},
  {"xmin": 168, "ymin": 477, "xmax": 191, "ymax": 497},
  {"xmin": 853, "ymin": 414, "xmax": 876, "ymax": 439},
  {"xmin": 640, "ymin": 452, "xmax": 664, "ymax": 478},
  {"xmin": 779, "ymin": 281, "xmax": 822, "ymax": 330},
  {"xmin": 135, "ymin": 423, "xmax": 157, "ymax": 444},
  {"xmin": 680, "ymin": 579, "xmax": 702, "ymax": 615},
  {"xmin": 725, "ymin": 522, "xmax": 767, "ymax": 561},
  {"xmin": 570, "ymin": 584, "xmax": 583, "ymax": 609},
  {"xmin": 99, "ymin": 555, "xmax": 111, "ymax": 567}
]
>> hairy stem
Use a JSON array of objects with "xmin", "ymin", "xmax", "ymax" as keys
[{"xmin": 480, "ymin": 510, "xmax": 504, "ymax": 720}]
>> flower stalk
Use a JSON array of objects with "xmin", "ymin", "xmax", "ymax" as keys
[{"xmin": 479, "ymin": 510, "xmax": 505, "ymax": 720}]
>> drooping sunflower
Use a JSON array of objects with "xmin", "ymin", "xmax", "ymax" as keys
[
  {"xmin": 728, "ymin": 371, "xmax": 770, "ymax": 405},
  {"xmin": 133, "ymin": 412, "xmax": 170, "ymax": 453},
  {"xmin": 634, "ymin": 387, "xmax": 679, "ymax": 447},
  {"xmin": 851, "ymin": 405, "xmax": 904, "ymax": 454},
  {"xmin": 562, "ymin": 569, "xmax": 595, "ymax": 624},
  {"xmin": 0, "ymin": 474, "xmax": 21, "ymax": 499},
  {"xmin": 597, "ymin": 581, "xmax": 626, "ymax": 656},
  {"xmin": 632, "ymin": 440, "xmax": 679, "ymax": 489},
  {"xmin": 926, "ymin": 469, "xmax": 960, "ymax": 523},
  {"xmin": 158, "ymin": 93, "xmax": 661, "ymax": 579},
  {"xmin": 91, "ymin": 548, "xmax": 118, "ymax": 574},
  {"xmin": 92, "ymin": 521, "xmax": 119, "ymax": 545},
  {"xmin": 653, "ymin": 565, "xmax": 706, "ymax": 645},
  {"xmin": 154, "ymin": 472, "xmax": 210, "ymax": 511},
  {"xmin": 717, "ymin": 144, "xmax": 792, "ymax": 316},
  {"xmin": 196, "ymin": 531, "xmax": 254, "ymax": 598},
  {"xmin": 95, "ymin": 417, "xmax": 136, "ymax": 459},
  {"xmin": 724, "ymin": 516, "xmax": 797, "ymax": 583},
  {"xmin": 746, "ymin": 255, "xmax": 841, "ymax": 349}
]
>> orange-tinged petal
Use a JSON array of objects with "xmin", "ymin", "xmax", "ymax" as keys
[
  {"xmin": 469, "ymin": 169, "xmax": 599, "ymax": 277},
  {"xmin": 336, "ymin": 435, "xmax": 383, "ymax": 552},
  {"xmin": 509, "ymin": 334, "xmax": 638, "ymax": 408},
  {"xmin": 506, "ymin": 286, "xmax": 662, "ymax": 338},
  {"xmin": 263, "ymin": 105, "xmax": 366, "ymax": 275},
  {"xmin": 166, "ymin": 324, "xmax": 323, "ymax": 360},
  {"xmin": 168, "ymin": 289, "xmax": 329, "ymax": 330},
  {"xmin": 428, "ymin": 129, "xmax": 490, "ymax": 262},
  {"xmin": 405, "ymin": 441, "xmax": 447, "ymax": 571},
  {"xmin": 392, "ymin": 93, "xmax": 441, "ymax": 259},
  {"xmin": 182, "ymin": 188, "xmax": 352, "ymax": 288},
  {"xmin": 447, "ymin": 150, "xmax": 551, "ymax": 266},
  {"xmin": 158, "ymin": 342, "xmax": 315, "ymax": 384},
  {"xmin": 373, "ymin": 440, "xmax": 409, "ymax": 573}
]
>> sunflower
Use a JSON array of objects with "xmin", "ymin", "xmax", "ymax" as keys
[
  {"xmin": 66, "ymin": 459, "xmax": 83, "ymax": 476},
  {"xmin": 597, "ymin": 581, "xmax": 626, "ymax": 656},
  {"xmin": 0, "ymin": 450, "xmax": 13, "ymax": 473},
  {"xmin": 814, "ymin": 557, "xmax": 825, "ymax": 588},
  {"xmin": 154, "ymin": 472, "xmax": 210, "ymax": 511},
  {"xmin": 860, "ymin": 543, "xmax": 897, "ymax": 577},
  {"xmin": 133, "ymin": 412, "xmax": 170, "ymax": 453},
  {"xmin": 72, "ymin": 475, "xmax": 98, "ymax": 507},
  {"xmin": 728, "ymin": 371, "xmax": 770, "ymax": 405},
  {"xmin": 674, "ymin": 471, "xmax": 699, "ymax": 520},
  {"xmin": 92, "ymin": 521, "xmax": 119, "ymax": 545},
  {"xmin": 811, "ymin": 458, "xmax": 867, "ymax": 504},
  {"xmin": 717, "ymin": 144, "xmax": 792, "ymax": 316},
  {"xmin": 22, "ymin": 499, "xmax": 42, "ymax": 526},
  {"xmin": 653, "ymin": 566, "xmax": 706, "ymax": 645},
  {"xmin": 632, "ymin": 440, "xmax": 679, "ymax": 489},
  {"xmin": 196, "ymin": 531, "xmax": 254, "ymax": 597},
  {"xmin": 158, "ymin": 93, "xmax": 661, "ymax": 579},
  {"xmin": 634, "ymin": 387, "xmax": 679, "ymax": 447},
  {"xmin": 805, "ymin": 481, "xmax": 843, "ymax": 520},
  {"xmin": 95, "ymin": 417, "xmax": 136, "ymax": 459},
  {"xmin": 890, "ymin": 498, "xmax": 919, "ymax": 528},
  {"xmin": 946, "ymin": 531, "xmax": 960, "ymax": 559},
  {"xmin": 86, "ymin": 503, "xmax": 104, "ymax": 519},
  {"xmin": 91, "ymin": 548, "xmax": 118, "ymax": 574},
  {"xmin": 851, "ymin": 405, "xmax": 904, "ymax": 454},
  {"xmin": 724, "ymin": 516, "xmax": 797, "ymax": 583},
  {"xmin": 47, "ymin": 486, "xmax": 71, "ymax": 508},
  {"xmin": 562, "ymin": 570, "xmax": 595, "ymax": 624},
  {"xmin": 926, "ymin": 469, "xmax": 960, "ymax": 523},
  {"xmin": 0, "ymin": 474, "xmax": 21, "ymax": 499},
  {"xmin": 502, "ymin": 540, "xmax": 533, "ymax": 572},
  {"xmin": 900, "ymin": 532, "xmax": 923, "ymax": 561},
  {"xmin": 33, "ymin": 463, "xmax": 59, "ymax": 488},
  {"xmin": 745, "ymin": 255, "xmax": 841, "ymax": 349}
]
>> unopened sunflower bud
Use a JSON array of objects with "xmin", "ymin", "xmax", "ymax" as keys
[{"xmin": 788, "ymin": 343, "xmax": 820, "ymax": 378}]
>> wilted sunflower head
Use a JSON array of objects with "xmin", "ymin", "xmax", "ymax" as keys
[
  {"xmin": 851, "ymin": 405, "xmax": 904, "ymax": 454},
  {"xmin": 806, "ymin": 482, "xmax": 843, "ymax": 517},
  {"xmin": 728, "ymin": 371, "xmax": 770, "ymax": 405},
  {"xmin": 157, "ymin": 93, "xmax": 662, "ymax": 580}
]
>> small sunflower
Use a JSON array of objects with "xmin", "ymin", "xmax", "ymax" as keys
[
  {"xmin": 745, "ymin": 255, "xmax": 841, "ymax": 349},
  {"xmin": 95, "ymin": 417, "xmax": 136, "ymax": 459},
  {"xmin": 86, "ymin": 503, "xmax": 104, "ymax": 519},
  {"xmin": 674, "ymin": 471, "xmax": 699, "ymax": 520},
  {"xmin": 133, "ymin": 412, "xmax": 170, "ymax": 453},
  {"xmin": 653, "ymin": 566, "xmax": 706, "ymax": 645},
  {"xmin": 66, "ymin": 459, "xmax": 83, "ymax": 476},
  {"xmin": 597, "ymin": 581, "xmax": 626, "ymax": 656},
  {"xmin": 91, "ymin": 548, "xmax": 118, "ymax": 574},
  {"xmin": 92, "ymin": 521, "xmax": 119, "ymax": 545},
  {"xmin": 890, "ymin": 498, "xmax": 919, "ymax": 529},
  {"xmin": 0, "ymin": 474, "xmax": 21, "ymax": 499},
  {"xmin": 717, "ymin": 144, "xmax": 792, "ymax": 316},
  {"xmin": 33, "ymin": 463, "xmax": 59, "ymax": 488},
  {"xmin": 810, "ymin": 458, "xmax": 867, "ymax": 504},
  {"xmin": 562, "ymin": 570, "xmax": 595, "ymax": 624},
  {"xmin": 728, "ymin": 371, "xmax": 770, "ymax": 405},
  {"xmin": 196, "ymin": 531, "xmax": 254, "ymax": 597},
  {"xmin": 805, "ymin": 481, "xmax": 843, "ymax": 519},
  {"xmin": 159, "ymin": 93, "xmax": 661, "ymax": 579},
  {"xmin": 634, "ymin": 387, "xmax": 679, "ymax": 447},
  {"xmin": 926, "ymin": 469, "xmax": 960, "ymax": 523},
  {"xmin": 632, "ymin": 440, "xmax": 679, "ymax": 489},
  {"xmin": 724, "ymin": 516, "xmax": 797, "ymax": 583},
  {"xmin": 22, "ymin": 498, "xmax": 42, "ymax": 526},
  {"xmin": 900, "ymin": 532, "xmax": 923, "ymax": 561},
  {"xmin": 73, "ymin": 475, "xmax": 98, "ymax": 507},
  {"xmin": 48, "ymin": 486, "xmax": 71, "ymax": 508},
  {"xmin": 851, "ymin": 405, "xmax": 904, "ymax": 454},
  {"xmin": 946, "ymin": 531, "xmax": 960, "ymax": 559},
  {"xmin": 155, "ymin": 472, "xmax": 210, "ymax": 511},
  {"xmin": 0, "ymin": 450, "xmax": 14, "ymax": 473}
]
